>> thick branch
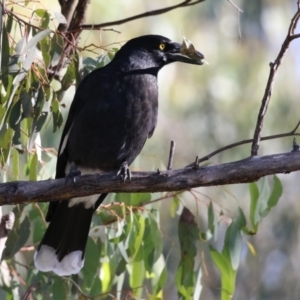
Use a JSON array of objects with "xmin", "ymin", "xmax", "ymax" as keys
[
  {"xmin": 57, "ymin": 0, "xmax": 78, "ymax": 32},
  {"xmin": 0, "ymin": 151, "xmax": 299, "ymax": 205}
]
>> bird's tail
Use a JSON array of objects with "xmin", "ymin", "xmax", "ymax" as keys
[{"xmin": 34, "ymin": 200, "xmax": 93, "ymax": 276}]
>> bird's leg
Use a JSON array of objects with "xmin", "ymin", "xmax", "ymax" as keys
[
  {"xmin": 65, "ymin": 162, "xmax": 81, "ymax": 184},
  {"xmin": 117, "ymin": 161, "xmax": 131, "ymax": 182}
]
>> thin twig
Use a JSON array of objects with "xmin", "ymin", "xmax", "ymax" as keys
[
  {"xmin": 186, "ymin": 120, "xmax": 300, "ymax": 167},
  {"xmin": 251, "ymin": 3, "xmax": 300, "ymax": 156},
  {"xmin": 227, "ymin": 0, "xmax": 243, "ymax": 12},
  {"xmin": 21, "ymin": 282, "xmax": 38, "ymax": 300},
  {"xmin": 167, "ymin": 140, "xmax": 176, "ymax": 170},
  {"xmin": 227, "ymin": 0, "xmax": 243, "ymax": 41},
  {"xmin": 79, "ymin": 0, "xmax": 205, "ymax": 30}
]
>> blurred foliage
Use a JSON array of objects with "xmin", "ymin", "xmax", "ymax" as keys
[{"xmin": 0, "ymin": 0, "xmax": 299, "ymax": 299}]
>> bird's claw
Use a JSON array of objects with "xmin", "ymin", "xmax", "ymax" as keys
[
  {"xmin": 117, "ymin": 161, "xmax": 131, "ymax": 182},
  {"xmin": 65, "ymin": 162, "xmax": 81, "ymax": 184}
]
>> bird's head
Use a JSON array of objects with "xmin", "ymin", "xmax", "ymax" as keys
[{"xmin": 113, "ymin": 35, "xmax": 205, "ymax": 70}]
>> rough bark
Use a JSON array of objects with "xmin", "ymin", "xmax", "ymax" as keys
[{"xmin": 0, "ymin": 151, "xmax": 299, "ymax": 205}]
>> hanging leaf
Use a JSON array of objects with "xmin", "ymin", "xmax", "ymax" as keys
[
  {"xmin": 53, "ymin": 277, "xmax": 66, "ymax": 300},
  {"xmin": 82, "ymin": 237, "xmax": 101, "ymax": 290},
  {"xmin": 176, "ymin": 207, "xmax": 198, "ymax": 299},
  {"xmin": 1, "ymin": 24, "xmax": 10, "ymax": 89},
  {"xmin": 267, "ymin": 175, "xmax": 283, "ymax": 208},
  {"xmin": 29, "ymin": 152, "xmax": 38, "ymax": 181},
  {"xmin": 12, "ymin": 148, "xmax": 19, "ymax": 180},
  {"xmin": 3, "ymin": 216, "xmax": 30, "ymax": 259},
  {"xmin": 210, "ymin": 208, "xmax": 246, "ymax": 300},
  {"xmin": 21, "ymin": 29, "xmax": 52, "ymax": 55}
]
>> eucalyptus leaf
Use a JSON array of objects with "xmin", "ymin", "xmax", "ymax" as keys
[
  {"xmin": 21, "ymin": 29, "xmax": 52, "ymax": 55},
  {"xmin": 3, "ymin": 216, "xmax": 30, "ymax": 259}
]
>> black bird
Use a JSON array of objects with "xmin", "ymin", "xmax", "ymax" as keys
[{"xmin": 34, "ymin": 35, "xmax": 205, "ymax": 276}]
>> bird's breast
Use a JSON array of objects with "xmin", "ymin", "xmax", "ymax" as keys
[{"xmin": 67, "ymin": 73, "xmax": 159, "ymax": 171}]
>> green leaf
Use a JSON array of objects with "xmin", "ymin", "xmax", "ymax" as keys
[
  {"xmin": 28, "ymin": 90, "xmax": 48, "ymax": 149},
  {"xmin": 154, "ymin": 266, "xmax": 167, "ymax": 295},
  {"xmin": 3, "ymin": 216, "xmax": 30, "ymax": 259},
  {"xmin": 170, "ymin": 197, "xmax": 180, "ymax": 218},
  {"xmin": 29, "ymin": 153, "xmax": 38, "ymax": 181},
  {"xmin": 224, "ymin": 208, "xmax": 246, "ymax": 270},
  {"xmin": 1, "ymin": 24, "xmax": 10, "ymax": 89},
  {"xmin": 49, "ymin": 34, "xmax": 64, "ymax": 68},
  {"xmin": 249, "ymin": 177, "xmax": 283, "ymax": 234},
  {"xmin": 210, "ymin": 246, "xmax": 236, "ymax": 300},
  {"xmin": 249, "ymin": 182, "xmax": 259, "ymax": 231},
  {"xmin": 0, "ymin": 127, "xmax": 13, "ymax": 165},
  {"xmin": 39, "ymin": 36, "xmax": 51, "ymax": 67},
  {"xmin": 148, "ymin": 294, "xmax": 162, "ymax": 300},
  {"xmin": 114, "ymin": 193, "xmax": 131, "ymax": 205},
  {"xmin": 176, "ymin": 207, "xmax": 198, "ymax": 299},
  {"xmin": 209, "ymin": 208, "xmax": 246, "ymax": 300},
  {"xmin": 21, "ymin": 92, "xmax": 32, "ymax": 118},
  {"xmin": 267, "ymin": 175, "xmax": 283, "ymax": 208},
  {"xmin": 61, "ymin": 62, "xmax": 75, "ymax": 91},
  {"xmin": 32, "ymin": 217, "xmax": 46, "ymax": 244},
  {"xmin": 52, "ymin": 96, "xmax": 63, "ymax": 132},
  {"xmin": 21, "ymin": 29, "xmax": 52, "ymax": 55},
  {"xmin": 12, "ymin": 148, "xmax": 19, "ymax": 180},
  {"xmin": 178, "ymin": 207, "xmax": 198, "ymax": 257},
  {"xmin": 130, "ymin": 193, "xmax": 151, "ymax": 206},
  {"xmin": 53, "ymin": 277, "xmax": 66, "ymax": 300},
  {"xmin": 82, "ymin": 237, "xmax": 101, "ymax": 289},
  {"xmin": 0, "ymin": 126, "xmax": 13, "ymax": 149},
  {"xmin": 208, "ymin": 201, "xmax": 218, "ymax": 239},
  {"xmin": 8, "ymin": 99, "xmax": 22, "ymax": 128},
  {"xmin": 143, "ymin": 214, "xmax": 163, "ymax": 270},
  {"xmin": 128, "ymin": 213, "xmax": 145, "ymax": 260},
  {"xmin": 129, "ymin": 260, "xmax": 145, "ymax": 297},
  {"xmin": 6, "ymin": 9, "xmax": 14, "ymax": 33},
  {"xmin": 175, "ymin": 262, "xmax": 194, "ymax": 299},
  {"xmin": 34, "ymin": 9, "xmax": 47, "ymax": 18},
  {"xmin": 90, "ymin": 276, "xmax": 102, "ymax": 297},
  {"xmin": 40, "ymin": 10, "xmax": 50, "ymax": 29}
]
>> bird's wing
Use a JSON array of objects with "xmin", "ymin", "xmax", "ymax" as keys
[
  {"xmin": 46, "ymin": 69, "xmax": 107, "ymax": 221},
  {"xmin": 56, "ymin": 68, "xmax": 107, "ymax": 178}
]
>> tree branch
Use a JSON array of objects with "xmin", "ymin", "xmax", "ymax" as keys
[
  {"xmin": 49, "ymin": 0, "xmax": 90, "ymax": 79},
  {"xmin": 0, "ymin": 151, "xmax": 300, "ymax": 205},
  {"xmin": 57, "ymin": 0, "xmax": 78, "ymax": 32},
  {"xmin": 187, "ymin": 121, "xmax": 300, "ymax": 166},
  {"xmin": 251, "ymin": 3, "xmax": 300, "ymax": 156},
  {"xmin": 79, "ymin": 0, "xmax": 205, "ymax": 30}
]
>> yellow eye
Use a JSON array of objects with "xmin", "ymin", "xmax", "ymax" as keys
[{"xmin": 159, "ymin": 43, "xmax": 166, "ymax": 51}]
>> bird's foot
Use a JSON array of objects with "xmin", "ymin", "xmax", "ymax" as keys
[
  {"xmin": 117, "ymin": 161, "xmax": 131, "ymax": 182},
  {"xmin": 65, "ymin": 162, "xmax": 81, "ymax": 184}
]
